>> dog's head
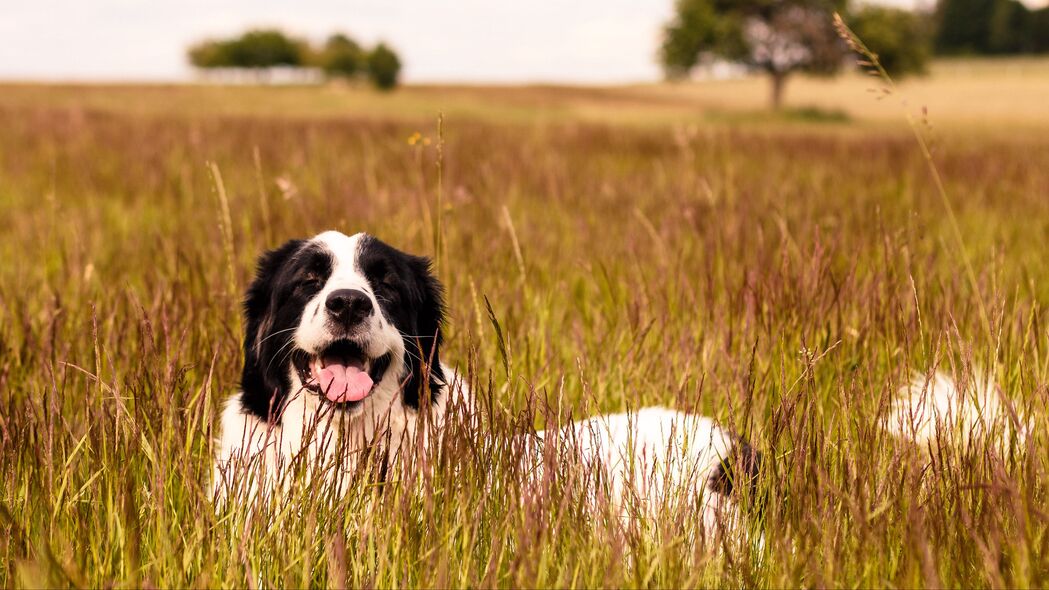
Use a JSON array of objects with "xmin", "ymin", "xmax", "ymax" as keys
[{"xmin": 239, "ymin": 231, "xmax": 445, "ymax": 420}]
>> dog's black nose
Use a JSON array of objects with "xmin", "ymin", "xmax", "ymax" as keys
[{"xmin": 325, "ymin": 289, "xmax": 373, "ymax": 325}]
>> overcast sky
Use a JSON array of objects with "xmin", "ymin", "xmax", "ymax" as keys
[{"xmin": 0, "ymin": 0, "xmax": 1022, "ymax": 84}]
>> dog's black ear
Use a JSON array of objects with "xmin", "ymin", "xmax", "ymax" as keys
[
  {"xmin": 708, "ymin": 439, "xmax": 764, "ymax": 511},
  {"xmin": 400, "ymin": 255, "xmax": 446, "ymax": 409},
  {"xmin": 240, "ymin": 239, "xmax": 304, "ymax": 420}
]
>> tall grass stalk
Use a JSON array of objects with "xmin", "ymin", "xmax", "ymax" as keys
[
  {"xmin": 208, "ymin": 161, "xmax": 239, "ymax": 303},
  {"xmin": 435, "ymin": 113, "xmax": 445, "ymax": 274},
  {"xmin": 834, "ymin": 13, "xmax": 993, "ymax": 345}
]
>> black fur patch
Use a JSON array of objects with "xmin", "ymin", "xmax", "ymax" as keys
[
  {"xmin": 356, "ymin": 235, "xmax": 445, "ymax": 409},
  {"xmin": 240, "ymin": 240, "xmax": 333, "ymax": 420},
  {"xmin": 708, "ymin": 439, "xmax": 763, "ymax": 498}
]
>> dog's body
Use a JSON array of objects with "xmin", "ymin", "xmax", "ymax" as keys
[
  {"xmin": 529, "ymin": 407, "xmax": 760, "ymax": 530},
  {"xmin": 888, "ymin": 368, "xmax": 1027, "ymax": 450},
  {"xmin": 213, "ymin": 231, "xmax": 758, "ymax": 540},
  {"xmin": 214, "ymin": 229, "xmax": 1028, "ymax": 557}
]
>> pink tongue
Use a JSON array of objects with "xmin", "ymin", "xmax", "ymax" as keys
[{"xmin": 318, "ymin": 361, "xmax": 374, "ymax": 403}]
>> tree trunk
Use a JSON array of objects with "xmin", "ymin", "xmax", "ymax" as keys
[{"xmin": 770, "ymin": 72, "xmax": 788, "ymax": 111}]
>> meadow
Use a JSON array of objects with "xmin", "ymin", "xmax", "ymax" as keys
[{"xmin": 1, "ymin": 59, "xmax": 1048, "ymax": 587}]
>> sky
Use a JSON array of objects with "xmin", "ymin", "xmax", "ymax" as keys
[{"xmin": 0, "ymin": 0, "xmax": 1031, "ymax": 84}]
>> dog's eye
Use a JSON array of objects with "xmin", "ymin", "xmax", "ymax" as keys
[
  {"xmin": 378, "ymin": 274, "xmax": 401, "ymax": 294},
  {"xmin": 371, "ymin": 277, "xmax": 400, "ymax": 304},
  {"xmin": 301, "ymin": 272, "xmax": 323, "ymax": 288}
]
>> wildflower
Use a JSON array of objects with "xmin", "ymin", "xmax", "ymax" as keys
[{"xmin": 407, "ymin": 131, "xmax": 431, "ymax": 146}]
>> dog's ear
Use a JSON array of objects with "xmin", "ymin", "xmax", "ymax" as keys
[
  {"xmin": 400, "ymin": 254, "xmax": 446, "ymax": 409},
  {"xmin": 240, "ymin": 239, "xmax": 304, "ymax": 420}
]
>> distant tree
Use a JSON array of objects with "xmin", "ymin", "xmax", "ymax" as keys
[
  {"xmin": 934, "ymin": 0, "xmax": 1046, "ymax": 55},
  {"xmin": 228, "ymin": 30, "xmax": 306, "ymax": 68},
  {"xmin": 661, "ymin": 0, "xmax": 847, "ymax": 110},
  {"xmin": 188, "ymin": 40, "xmax": 232, "ymax": 69},
  {"xmin": 1032, "ymin": 8, "xmax": 1049, "ymax": 52},
  {"xmin": 935, "ymin": 0, "xmax": 997, "ymax": 53},
  {"xmin": 366, "ymin": 43, "xmax": 402, "ymax": 90},
  {"xmin": 987, "ymin": 0, "xmax": 1033, "ymax": 53},
  {"xmin": 188, "ymin": 29, "xmax": 406, "ymax": 88},
  {"xmin": 319, "ymin": 34, "xmax": 364, "ymax": 79},
  {"xmin": 849, "ymin": 6, "xmax": 931, "ymax": 77},
  {"xmin": 188, "ymin": 29, "xmax": 308, "ymax": 76}
]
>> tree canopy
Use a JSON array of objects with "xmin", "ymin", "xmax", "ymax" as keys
[
  {"xmin": 319, "ymin": 34, "xmax": 365, "ymax": 79},
  {"xmin": 366, "ymin": 43, "xmax": 402, "ymax": 91},
  {"xmin": 935, "ymin": 0, "xmax": 1049, "ymax": 54},
  {"xmin": 188, "ymin": 30, "xmax": 403, "ymax": 89},
  {"xmin": 188, "ymin": 29, "xmax": 306, "ymax": 71},
  {"xmin": 850, "ymin": 6, "xmax": 930, "ymax": 77},
  {"xmin": 661, "ymin": 0, "xmax": 847, "ymax": 109}
]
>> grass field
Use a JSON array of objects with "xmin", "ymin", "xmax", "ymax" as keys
[
  {"xmin": 3, "ymin": 56, "xmax": 1048, "ymax": 130},
  {"xmin": 1, "ymin": 60, "xmax": 1048, "ymax": 587}
]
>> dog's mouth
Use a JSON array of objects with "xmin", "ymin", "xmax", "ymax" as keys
[{"xmin": 293, "ymin": 340, "xmax": 391, "ymax": 406}]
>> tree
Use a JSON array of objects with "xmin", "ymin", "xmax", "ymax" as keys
[
  {"xmin": 228, "ymin": 30, "xmax": 305, "ymax": 68},
  {"xmin": 188, "ymin": 29, "xmax": 308, "ymax": 74},
  {"xmin": 987, "ymin": 0, "xmax": 1032, "ymax": 53},
  {"xmin": 661, "ymin": 0, "xmax": 846, "ymax": 110},
  {"xmin": 188, "ymin": 29, "xmax": 405, "ymax": 88},
  {"xmin": 849, "ymin": 6, "xmax": 931, "ymax": 77},
  {"xmin": 367, "ymin": 43, "xmax": 402, "ymax": 91},
  {"xmin": 934, "ymin": 0, "xmax": 1048, "ymax": 55},
  {"xmin": 935, "ymin": 0, "xmax": 997, "ymax": 53},
  {"xmin": 1031, "ymin": 8, "xmax": 1049, "ymax": 53},
  {"xmin": 319, "ymin": 34, "xmax": 364, "ymax": 79},
  {"xmin": 188, "ymin": 40, "xmax": 232, "ymax": 69}
]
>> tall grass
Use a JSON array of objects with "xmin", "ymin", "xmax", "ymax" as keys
[{"xmin": 0, "ymin": 84, "xmax": 1047, "ymax": 587}]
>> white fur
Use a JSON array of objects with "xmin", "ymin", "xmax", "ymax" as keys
[
  {"xmin": 532, "ymin": 408, "xmax": 731, "ymax": 507},
  {"xmin": 294, "ymin": 231, "xmax": 407, "ymax": 420},
  {"xmin": 214, "ymin": 380, "xmax": 743, "ymax": 518},
  {"xmin": 214, "ymin": 389, "xmax": 751, "ymax": 543},
  {"xmin": 212, "ymin": 363, "xmax": 470, "ymax": 503},
  {"xmin": 886, "ymin": 369, "xmax": 1027, "ymax": 448},
  {"xmin": 527, "ymin": 407, "xmax": 747, "ymax": 539}
]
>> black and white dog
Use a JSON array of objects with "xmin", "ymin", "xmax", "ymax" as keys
[
  {"xmin": 213, "ymin": 229, "xmax": 1025, "ymax": 539},
  {"xmin": 212, "ymin": 230, "xmax": 762, "ymax": 533}
]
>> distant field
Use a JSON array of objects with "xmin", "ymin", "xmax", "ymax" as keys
[
  {"xmin": 1, "ymin": 59, "xmax": 1047, "ymax": 587},
  {"xmin": 2, "ymin": 56, "xmax": 1048, "ymax": 131}
]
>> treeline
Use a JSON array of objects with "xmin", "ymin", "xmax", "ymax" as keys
[
  {"xmin": 188, "ymin": 30, "xmax": 402, "ymax": 89},
  {"xmin": 936, "ymin": 0, "xmax": 1049, "ymax": 54}
]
